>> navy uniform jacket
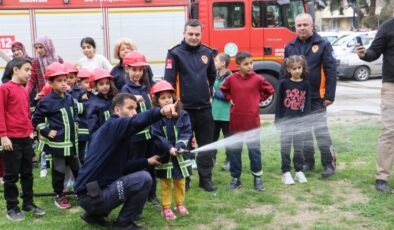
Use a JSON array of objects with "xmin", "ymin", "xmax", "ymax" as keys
[
  {"xmin": 121, "ymin": 81, "xmax": 152, "ymax": 142},
  {"xmin": 283, "ymin": 32, "xmax": 336, "ymax": 101},
  {"xmin": 32, "ymin": 90, "xmax": 78, "ymax": 157},
  {"xmin": 111, "ymin": 60, "xmax": 155, "ymax": 90},
  {"xmin": 152, "ymin": 110, "xmax": 192, "ymax": 179},
  {"xmin": 164, "ymin": 40, "xmax": 216, "ymax": 110},
  {"xmin": 86, "ymin": 93, "xmax": 112, "ymax": 136},
  {"xmin": 74, "ymin": 108, "xmax": 163, "ymax": 194},
  {"xmin": 68, "ymin": 85, "xmax": 90, "ymax": 141}
]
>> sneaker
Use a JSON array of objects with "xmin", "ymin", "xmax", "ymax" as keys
[
  {"xmin": 321, "ymin": 166, "xmax": 335, "ymax": 177},
  {"xmin": 228, "ymin": 177, "xmax": 241, "ymax": 190},
  {"xmin": 80, "ymin": 212, "xmax": 111, "ymax": 227},
  {"xmin": 22, "ymin": 204, "xmax": 45, "ymax": 215},
  {"xmin": 161, "ymin": 208, "xmax": 176, "ymax": 220},
  {"xmin": 254, "ymin": 177, "xmax": 265, "ymax": 191},
  {"xmin": 175, "ymin": 205, "xmax": 189, "ymax": 216},
  {"xmin": 55, "ymin": 195, "xmax": 71, "ymax": 209},
  {"xmin": 148, "ymin": 195, "xmax": 161, "ymax": 208},
  {"xmin": 0, "ymin": 177, "xmax": 4, "ymax": 184},
  {"xmin": 294, "ymin": 171, "xmax": 308, "ymax": 183},
  {"xmin": 32, "ymin": 161, "xmax": 39, "ymax": 168},
  {"xmin": 282, "ymin": 172, "xmax": 295, "ymax": 185},
  {"xmin": 375, "ymin": 179, "xmax": 392, "ymax": 193},
  {"xmin": 40, "ymin": 169, "xmax": 48, "ymax": 178},
  {"xmin": 221, "ymin": 160, "xmax": 230, "ymax": 171},
  {"xmin": 6, "ymin": 207, "xmax": 24, "ymax": 222}
]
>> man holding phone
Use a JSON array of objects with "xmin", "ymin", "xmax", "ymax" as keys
[{"xmin": 356, "ymin": 17, "xmax": 394, "ymax": 193}]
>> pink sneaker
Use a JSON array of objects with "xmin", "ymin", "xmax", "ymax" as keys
[
  {"xmin": 176, "ymin": 205, "xmax": 189, "ymax": 216},
  {"xmin": 161, "ymin": 208, "xmax": 176, "ymax": 220}
]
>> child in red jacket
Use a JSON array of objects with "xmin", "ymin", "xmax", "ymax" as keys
[{"xmin": 221, "ymin": 51, "xmax": 274, "ymax": 191}]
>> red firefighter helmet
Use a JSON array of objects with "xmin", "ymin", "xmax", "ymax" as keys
[
  {"xmin": 123, "ymin": 50, "xmax": 148, "ymax": 67},
  {"xmin": 64, "ymin": 62, "xmax": 79, "ymax": 74},
  {"xmin": 77, "ymin": 68, "xmax": 91, "ymax": 79},
  {"xmin": 150, "ymin": 80, "xmax": 175, "ymax": 98},
  {"xmin": 45, "ymin": 62, "xmax": 68, "ymax": 80},
  {"xmin": 89, "ymin": 68, "xmax": 113, "ymax": 88}
]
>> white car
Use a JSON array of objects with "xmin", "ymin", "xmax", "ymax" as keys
[{"xmin": 335, "ymin": 34, "xmax": 382, "ymax": 81}]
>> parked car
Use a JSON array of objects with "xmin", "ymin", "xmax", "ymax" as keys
[
  {"xmin": 318, "ymin": 31, "xmax": 352, "ymax": 44},
  {"xmin": 335, "ymin": 34, "xmax": 382, "ymax": 81}
]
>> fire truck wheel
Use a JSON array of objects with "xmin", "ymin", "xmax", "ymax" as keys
[{"xmin": 259, "ymin": 73, "xmax": 278, "ymax": 114}]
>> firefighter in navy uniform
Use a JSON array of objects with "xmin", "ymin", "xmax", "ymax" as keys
[
  {"xmin": 164, "ymin": 19, "xmax": 217, "ymax": 192},
  {"xmin": 74, "ymin": 93, "xmax": 178, "ymax": 230}
]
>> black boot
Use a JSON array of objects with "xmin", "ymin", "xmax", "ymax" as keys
[{"xmin": 199, "ymin": 178, "xmax": 217, "ymax": 192}]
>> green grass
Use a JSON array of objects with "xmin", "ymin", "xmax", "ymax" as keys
[{"xmin": 1, "ymin": 118, "xmax": 393, "ymax": 229}]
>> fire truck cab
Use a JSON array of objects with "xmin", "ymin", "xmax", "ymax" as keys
[{"xmin": 0, "ymin": 0, "xmax": 306, "ymax": 113}]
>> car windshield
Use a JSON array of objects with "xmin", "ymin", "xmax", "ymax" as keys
[{"xmin": 332, "ymin": 35, "xmax": 353, "ymax": 46}]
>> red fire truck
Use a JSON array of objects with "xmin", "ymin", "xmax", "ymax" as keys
[{"xmin": 0, "ymin": 0, "xmax": 308, "ymax": 113}]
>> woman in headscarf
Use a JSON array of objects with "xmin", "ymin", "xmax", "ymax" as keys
[
  {"xmin": 26, "ymin": 36, "xmax": 63, "ymax": 95},
  {"xmin": 2, "ymin": 41, "xmax": 32, "ymax": 84},
  {"xmin": 110, "ymin": 37, "xmax": 154, "ymax": 90}
]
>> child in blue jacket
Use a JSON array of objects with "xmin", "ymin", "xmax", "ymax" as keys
[
  {"xmin": 32, "ymin": 62, "xmax": 80, "ymax": 209},
  {"xmin": 151, "ymin": 80, "xmax": 192, "ymax": 220}
]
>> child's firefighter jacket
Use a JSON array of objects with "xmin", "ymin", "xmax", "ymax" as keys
[
  {"xmin": 32, "ymin": 90, "xmax": 79, "ymax": 157},
  {"xmin": 152, "ymin": 110, "xmax": 192, "ymax": 179}
]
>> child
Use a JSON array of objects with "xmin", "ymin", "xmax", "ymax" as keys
[
  {"xmin": 75, "ymin": 68, "xmax": 92, "ymax": 163},
  {"xmin": 32, "ymin": 62, "xmax": 80, "ymax": 209},
  {"xmin": 86, "ymin": 68, "xmax": 118, "ymax": 136},
  {"xmin": 121, "ymin": 50, "xmax": 159, "ymax": 205},
  {"xmin": 79, "ymin": 37, "xmax": 112, "ymax": 72},
  {"xmin": 0, "ymin": 57, "xmax": 45, "ymax": 221},
  {"xmin": 275, "ymin": 55, "xmax": 311, "ymax": 185},
  {"xmin": 212, "ymin": 53, "xmax": 232, "ymax": 171},
  {"xmin": 151, "ymin": 80, "xmax": 192, "ymax": 220},
  {"xmin": 221, "ymin": 51, "xmax": 275, "ymax": 191}
]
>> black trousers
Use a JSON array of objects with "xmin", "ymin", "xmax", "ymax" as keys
[
  {"xmin": 78, "ymin": 141, "xmax": 88, "ymax": 164},
  {"xmin": 78, "ymin": 171, "xmax": 152, "ymax": 223},
  {"xmin": 213, "ymin": 120, "xmax": 230, "ymax": 161},
  {"xmin": 303, "ymin": 99, "xmax": 336, "ymax": 168},
  {"xmin": 3, "ymin": 137, "xmax": 34, "ymax": 210},
  {"xmin": 186, "ymin": 108, "xmax": 215, "ymax": 179},
  {"xmin": 280, "ymin": 125, "xmax": 305, "ymax": 173},
  {"xmin": 52, "ymin": 155, "xmax": 80, "ymax": 195}
]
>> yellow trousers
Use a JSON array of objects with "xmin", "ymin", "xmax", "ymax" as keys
[{"xmin": 160, "ymin": 178, "xmax": 186, "ymax": 209}]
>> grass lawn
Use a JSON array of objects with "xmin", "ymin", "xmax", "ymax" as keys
[{"xmin": 1, "ymin": 117, "xmax": 394, "ymax": 230}]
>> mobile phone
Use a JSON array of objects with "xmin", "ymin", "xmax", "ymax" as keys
[{"xmin": 355, "ymin": 36, "xmax": 363, "ymax": 46}]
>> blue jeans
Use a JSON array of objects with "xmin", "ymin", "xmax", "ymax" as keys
[
  {"xmin": 77, "ymin": 171, "xmax": 152, "ymax": 223},
  {"xmin": 228, "ymin": 139, "xmax": 262, "ymax": 178},
  {"xmin": 40, "ymin": 152, "xmax": 47, "ymax": 170}
]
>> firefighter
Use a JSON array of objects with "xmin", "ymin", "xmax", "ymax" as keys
[
  {"xmin": 32, "ymin": 62, "xmax": 80, "ymax": 209},
  {"xmin": 164, "ymin": 19, "xmax": 217, "ymax": 192},
  {"xmin": 74, "ymin": 93, "xmax": 177, "ymax": 229}
]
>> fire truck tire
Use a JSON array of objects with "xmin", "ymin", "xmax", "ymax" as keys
[{"xmin": 259, "ymin": 73, "xmax": 278, "ymax": 114}]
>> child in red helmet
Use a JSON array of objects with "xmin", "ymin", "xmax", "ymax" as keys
[
  {"xmin": 151, "ymin": 80, "xmax": 192, "ymax": 220},
  {"xmin": 32, "ymin": 62, "xmax": 80, "ymax": 209},
  {"xmin": 86, "ymin": 68, "xmax": 118, "ymax": 136},
  {"xmin": 120, "ymin": 50, "xmax": 159, "ymax": 206}
]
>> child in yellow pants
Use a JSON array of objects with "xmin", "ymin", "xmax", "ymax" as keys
[{"xmin": 151, "ymin": 80, "xmax": 192, "ymax": 220}]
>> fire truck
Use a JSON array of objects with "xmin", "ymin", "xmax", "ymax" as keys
[{"xmin": 0, "ymin": 0, "xmax": 309, "ymax": 113}]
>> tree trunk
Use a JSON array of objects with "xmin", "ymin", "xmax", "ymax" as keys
[{"xmin": 369, "ymin": 0, "xmax": 376, "ymax": 16}]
